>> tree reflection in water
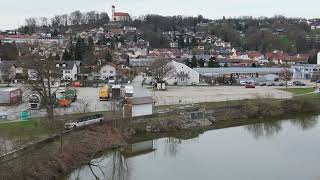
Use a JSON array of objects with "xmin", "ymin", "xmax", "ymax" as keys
[
  {"xmin": 245, "ymin": 115, "xmax": 319, "ymax": 139},
  {"xmin": 289, "ymin": 115, "xmax": 318, "ymax": 130},
  {"xmin": 245, "ymin": 121, "xmax": 282, "ymax": 139},
  {"xmin": 72, "ymin": 151, "xmax": 129, "ymax": 180}
]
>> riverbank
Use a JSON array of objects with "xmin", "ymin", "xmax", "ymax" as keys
[
  {"xmin": 1, "ymin": 94, "xmax": 320, "ymax": 179},
  {"xmin": 0, "ymin": 124, "xmax": 127, "ymax": 180}
]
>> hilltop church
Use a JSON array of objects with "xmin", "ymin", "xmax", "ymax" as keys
[{"xmin": 111, "ymin": 5, "xmax": 130, "ymax": 22}]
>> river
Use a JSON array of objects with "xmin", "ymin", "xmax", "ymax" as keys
[{"xmin": 65, "ymin": 115, "xmax": 320, "ymax": 180}]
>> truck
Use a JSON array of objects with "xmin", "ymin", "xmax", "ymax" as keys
[
  {"xmin": 56, "ymin": 88, "xmax": 77, "ymax": 107},
  {"xmin": 121, "ymin": 86, "xmax": 133, "ymax": 98},
  {"xmin": 28, "ymin": 93, "xmax": 41, "ymax": 110},
  {"xmin": 111, "ymin": 85, "xmax": 122, "ymax": 99},
  {"xmin": 99, "ymin": 86, "xmax": 109, "ymax": 101},
  {"xmin": 0, "ymin": 88, "xmax": 23, "ymax": 106}
]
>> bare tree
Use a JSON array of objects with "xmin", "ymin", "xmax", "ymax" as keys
[
  {"xmin": 61, "ymin": 14, "xmax": 69, "ymax": 26},
  {"xmin": 22, "ymin": 55, "xmax": 61, "ymax": 121},
  {"xmin": 69, "ymin": 11, "xmax": 83, "ymax": 25},
  {"xmin": 40, "ymin": 17, "xmax": 48, "ymax": 27},
  {"xmin": 149, "ymin": 59, "xmax": 173, "ymax": 82},
  {"xmin": 279, "ymin": 68, "xmax": 292, "ymax": 89},
  {"xmin": 25, "ymin": 17, "xmax": 37, "ymax": 28},
  {"xmin": 51, "ymin": 15, "xmax": 62, "ymax": 27}
]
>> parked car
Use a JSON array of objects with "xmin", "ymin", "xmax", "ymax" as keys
[
  {"xmin": 245, "ymin": 83, "xmax": 255, "ymax": 88},
  {"xmin": 287, "ymin": 82, "xmax": 294, "ymax": 86},
  {"xmin": 64, "ymin": 114, "xmax": 104, "ymax": 130},
  {"xmin": 259, "ymin": 82, "xmax": 266, "ymax": 86},
  {"xmin": 266, "ymin": 81, "xmax": 275, "ymax": 86},
  {"xmin": 315, "ymin": 80, "xmax": 320, "ymax": 84},
  {"xmin": 293, "ymin": 81, "xmax": 306, "ymax": 86},
  {"xmin": 240, "ymin": 81, "xmax": 247, "ymax": 86},
  {"xmin": 277, "ymin": 82, "xmax": 285, "ymax": 86}
]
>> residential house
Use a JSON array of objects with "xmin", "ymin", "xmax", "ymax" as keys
[
  {"xmin": 99, "ymin": 63, "xmax": 117, "ymax": 80},
  {"xmin": 311, "ymin": 22, "xmax": 320, "ymax": 30},
  {"xmin": 165, "ymin": 60, "xmax": 200, "ymax": 85},
  {"xmin": 170, "ymin": 42, "xmax": 178, "ymax": 48},
  {"xmin": 56, "ymin": 61, "xmax": 79, "ymax": 81},
  {"xmin": 266, "ymin": 52, "xmax": 309, "ymax": 65}
]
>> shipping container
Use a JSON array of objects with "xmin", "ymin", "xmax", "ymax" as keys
[
  {"xmin": 111, "ymin": 85, "xmax": 121, "ymax": 99},
  {"xmin": 0, "ymin": 88, "xmax": 23, "ymax": 106}
]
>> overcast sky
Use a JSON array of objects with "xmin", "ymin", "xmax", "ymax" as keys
[{"xmin": 0, "ymin": 0, "xmax": 319, "ymax": 30}]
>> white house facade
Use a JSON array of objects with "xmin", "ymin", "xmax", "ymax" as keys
[
  {"xmin": 56, "ymin": 61, "xmax": 79, "ymax": 81},
  {"xmin": 165, "ymin": 61, "xmax": 200, "ymax": 85},
  {"xmin": 99, "ymin": 64, "xmax": 117, "ymax": 80}
]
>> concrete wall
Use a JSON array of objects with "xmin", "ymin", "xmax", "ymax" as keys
[{"xmin": 132, "ymin": 104, "xmax": 153, "ymax": 117}]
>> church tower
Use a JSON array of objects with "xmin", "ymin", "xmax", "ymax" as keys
[{"xmin": 111, "ymin": 5, "xmax": 115, "ymax": 22}]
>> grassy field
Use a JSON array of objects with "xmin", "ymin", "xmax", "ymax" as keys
[
  {"xmin": 0, "ymin": 110, "xmax": 122, "ymax": 141},
  {"xmin": 279, "ymin": 88, "xmax": 316, "ymax": 95}
]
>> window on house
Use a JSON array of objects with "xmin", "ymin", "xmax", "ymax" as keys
[
  {"xmin": 110, "ymin": 71, "xmax": 114, "ymax": 73},
  {"xmin": 103, "ymin": 71, "xmax": 107, "ymax": 73}
]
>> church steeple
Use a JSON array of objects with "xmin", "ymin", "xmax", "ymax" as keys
[{"xmin": 111, "ymin": 5, "xmax": 115, "ymax": 22}]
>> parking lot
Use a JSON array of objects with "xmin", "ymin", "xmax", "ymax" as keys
[{"xmin": 0, "ymin": 77, "xmax": 317, "ymax": 121}]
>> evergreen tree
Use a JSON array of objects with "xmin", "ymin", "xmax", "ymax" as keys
[
  {"xmin": 198, "ymin": 58, "xmax": 205, "ymax": 67},
  {"xmin": 191, "ymin": 55, "xmax": 197, "ymax": 68},
  {"xmin": 55, "ymin": 54, "xmax": 61, "ymax": 60},
  {"xmin": 208, "ymin": 57, "xmax": 220, "ymax": 67},
  {"xmin": 105, "ymin": 51, "xmax": 113, "ymax": 62},
  {"xmin": 83, "ymin": 37, "xmax": 96, "ymax": 65},
  {"xmin": 185, "ymin": 36, "xmax": 190, "ymax": 49},
  {"xmin": 51, "ymin": 29, "xmax": 59, "ymax": 37},
  {"xmin": 184, "ymin": 59, "xmax": 191, "ymax": 67},
  {"xmin": 74, "ymin": 37, "xmax": 86, "ymax": 60},
  {"xmin": 0, "ymin": 42, "xmax": 18, "ymax": 60},
  {"xmin": 178, "ymin": 34, "xmax": 185, "ymax": 49},
  {"xmin": 62, "ymin": 50, "xmax": 71, "ymax": 60},
  {"xmin": 190, "ymin": 37, "xmax": 198, "ymax": 48}
]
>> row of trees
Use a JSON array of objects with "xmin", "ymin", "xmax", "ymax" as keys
[
  {"xmin": 185, "ymin": 56, "xmax": 221, "ymax": 68},
  {"xmin": 20, "ymin": 11, "xmax": 110, "ymax": 34},
  {"xmin": 209, "ymin": 17, "xmax": 316, "ymax": 53}
]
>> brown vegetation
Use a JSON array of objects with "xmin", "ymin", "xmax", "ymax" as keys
[{"xmin": 0, "ymin": 123, "xmax": 127, "ymax": 180}]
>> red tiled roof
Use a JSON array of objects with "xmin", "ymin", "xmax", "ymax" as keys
[
  {"xmin": 114, "ymin": 12, "xmax": 129, "ymax": 17},
  {"xmin": 0, "ymin": 34, "xmax": 33, "ymax": 39},
  {"xmin": 247, "ymin": 51, "xmax": 262, "ymax": 59}
]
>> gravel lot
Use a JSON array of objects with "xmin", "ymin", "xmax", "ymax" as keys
[
  {"xmin": 153, "ymin": 86, "xmax": 294, "ymax": 106},
  {"xmin": 0, "ymin": 77, "xmax": 316, "ymax": 121}
]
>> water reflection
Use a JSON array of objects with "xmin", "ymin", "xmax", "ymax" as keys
[
  {"xmin": 67, "ymin": 115, "xmax": 320, "ymax": 180},
  {"xmin": 67, "ymin": 140, "xmax": 156, "ymax": 180},
  {"xmin": 245, "ymin": 121, "xmax": 282, "ymax": 139},
  {"xmin": 289, "ymin": 115, "xmax": 319, "ymax": 130},
  {"xmin": 244, "ymin": 115, "xmax": 319, "ymax": 139}
]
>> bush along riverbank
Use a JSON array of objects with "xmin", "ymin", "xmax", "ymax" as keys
[{"xmin": 2, "ymin": 95, "xmax": 320, "ymax": 180}]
